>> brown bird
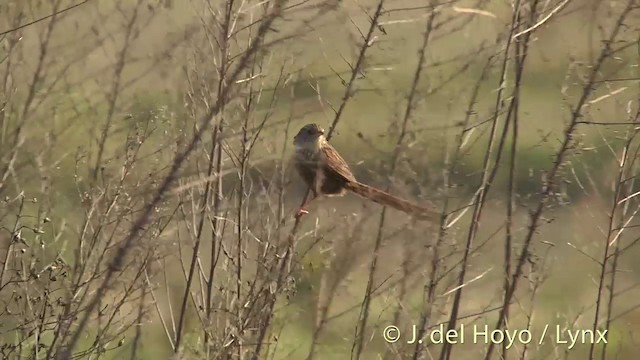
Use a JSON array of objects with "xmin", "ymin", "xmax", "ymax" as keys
[{"xmin": 292, "ymin": 123, "xmax": 440, "ymax": 221}]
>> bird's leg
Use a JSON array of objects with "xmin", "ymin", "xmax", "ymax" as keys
[
  {"xmin": 295, "ymin": 190, "xmax": 317, "ymax": 218},
  {"xmin": 295, "ymin": 207, "xmax": 309, "ymax": 217}
]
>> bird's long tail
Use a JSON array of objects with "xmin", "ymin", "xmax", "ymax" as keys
[{"xmin": 344, "ymin": 181, "xmax": 440, "ymax": 222}]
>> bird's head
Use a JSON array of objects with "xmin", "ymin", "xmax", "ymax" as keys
[{"xmin": 293, "ymin": 123, "xmax": 326, "ymax": 150}]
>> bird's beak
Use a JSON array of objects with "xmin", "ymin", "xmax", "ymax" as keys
[{"xmin": 318, "ymin": 129, "xmax": 325, "ymax": 135}]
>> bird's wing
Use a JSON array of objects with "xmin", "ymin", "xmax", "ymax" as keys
[{"xmin": 320, "ymin": 143, "xmax": 357, "ymax": 182}]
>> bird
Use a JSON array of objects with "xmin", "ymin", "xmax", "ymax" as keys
[{"xmin": 292, "ymin": 123, "xmax": 440, "ymax": 221}]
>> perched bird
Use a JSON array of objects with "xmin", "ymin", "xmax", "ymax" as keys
[{"xmin": 292, "ymin": 123, "xmax": 440, "ymax": 221}]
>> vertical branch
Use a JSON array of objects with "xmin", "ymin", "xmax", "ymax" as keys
[
  {"xmin": 0, "ymin": 0, "xmax": 62, "ymax": 190},
  {"xmin": 500, "ymin": 2, "xmax": 539, "ymax": 359},
  {"xmin": 129, "ymin": 281, "xmax": 148, "ymax": 360},
  {"xmin": 352, "ymin": 1, "xmax": 434, "ymax": 358},
  {"xmin": 174, "ymin": 0, "xmax": 237, "ymax": 354},
  {"xmin": 411, "ymin": 48, "xmax": 498, "ymax": 360},
  {"xmin": 233, "ymin": 21, "xmax": 261, "ymax": 359},
  {"xmin": 442, "ymin": 0, "xmax": 524, "ymax": 357},
  {"xmin": 92, "ymin": 0, "xmax": 144, "ymax": 181},
  {"xmin": 594, "ymin": 104, "xmax": 640, "ymax": 360}
]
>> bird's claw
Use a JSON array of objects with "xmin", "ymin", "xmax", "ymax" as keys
[{"xmin": 295, "ymin": 208, "xmax": 309, "ymax": 218}]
